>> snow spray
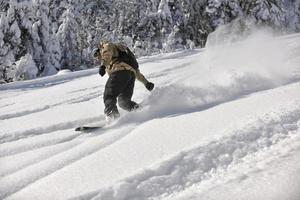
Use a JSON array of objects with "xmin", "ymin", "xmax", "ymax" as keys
[{"xmin": 199, "ymin": 18, "xmax": 300, "ymax": 87}]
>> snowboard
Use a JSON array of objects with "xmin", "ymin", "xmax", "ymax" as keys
[
  {"xmin": 75, "ymin": 120, "xmax": 107, "ymax": 132},
  {"xmin": 75, "ymin": 104, "xmax": 145, "ymax": 132},
  {"xmin": 75, "ymin": 126, "xmax": 103, "ymax": 132}
]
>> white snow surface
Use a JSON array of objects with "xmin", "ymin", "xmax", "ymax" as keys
[{"xmin": 1, "ymin": 31, "xmax": 300, "ymax": 200}]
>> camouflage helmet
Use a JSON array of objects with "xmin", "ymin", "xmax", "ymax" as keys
[{"xmin": 99, "ymin": 41, "xmax": 109, "ymax": 49}]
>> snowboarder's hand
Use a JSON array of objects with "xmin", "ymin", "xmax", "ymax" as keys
[
  {"xmin": 99, "ymin": 65, "xmax": 106, "ymax": 76},
  {"xmin": 145, "ymin": 82, "xmax": 154, "ymax": 91}
]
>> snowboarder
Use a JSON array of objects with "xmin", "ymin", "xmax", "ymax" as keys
[{"xmin": 93, "ymin": 41, "xmax": 154, "ymax": 122}]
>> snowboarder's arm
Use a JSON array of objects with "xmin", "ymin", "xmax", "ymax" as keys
[
  {"xmin": 135, "ymin": 69, "xmax": 148, "ymax": 85},
  {"xmin": 136, "ymin": 69, "xmax": 154, "ymax": 91},
  {"xmin": 98, "ymin": 65, "xmax": 106, "ymax": 76}
]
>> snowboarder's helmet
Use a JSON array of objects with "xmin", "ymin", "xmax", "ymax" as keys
[{"xmin": 99, "ymin": 41, "xmax": 109, "ymax": 49}]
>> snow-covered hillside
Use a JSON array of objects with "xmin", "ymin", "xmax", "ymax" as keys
[{"xmin": 1, "ymin": 31, "xmax": 300, "ymax": 200}]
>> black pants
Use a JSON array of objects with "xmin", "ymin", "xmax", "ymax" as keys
[{"xmin": 104, "ymin": 70, "xmax": 138, "ymax": 117}]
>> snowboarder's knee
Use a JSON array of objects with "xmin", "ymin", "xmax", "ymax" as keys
[
  {"xmin": 118, "ymin": 98, "xmax": 130, "ymax": 110},
  {"xmin": 118, "ymin": 98, "xmax": 139, "ymax": 112}
]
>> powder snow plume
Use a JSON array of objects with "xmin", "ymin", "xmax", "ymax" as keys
[{"xmin": 184, "ymin": 19, "xmax": 300, "ymax": 88}]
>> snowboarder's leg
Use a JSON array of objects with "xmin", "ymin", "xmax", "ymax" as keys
[
  {"xmin": 104, "ymin": 96, "xmax": 120, "ymax": 119},
  {"xmin": 118, "ymin": 71, "xmax": 139, "ymax": 111},
  {"xmin": 103, "ymin": 74, "xmax": 121, "ymax": 119}
]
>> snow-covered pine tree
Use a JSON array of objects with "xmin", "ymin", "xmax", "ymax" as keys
[
  {"xmin": 283, "ymin": 0, "xmax": 300, "ymax": 31},
  {"xmin": 0, "ymin": 0, "xmax": 25, "ymax": 82},
  {"xmin": 13, "ymin": 53, "xmax": 38, "ymax": 81},
  {"xmin": 157, "ymin": 0, "xmax": 173, "ymax": 51},
  {"xmin": 57, "ymin": 5, "xmax": 79, "ymax": 70},
  {"xmin": 130, "ymin": 0, "xmax": 162, "ymax": 55},
  {"xmin": 247, "ymin": 0, "xmax": 284, "ymax": 27},
  {"xmin": 164, "ymin": 0, "xmax": 187, "ymax": 50},
  {"xmin": 31, "ymin": 0, "xmax": 61, "ymax": 75},
  {"xmin": 0, "ymin": 0, "xmax": 62, "ymax": 82},
  {"xmin": 183, "ymin": 0, "xmax": 212, "ymax": 46},
  {"xmin": 0, "ymin": 13, "xmax": 11, "ymax": 66}
]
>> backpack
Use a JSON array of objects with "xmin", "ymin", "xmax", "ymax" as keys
[{"xmin": 115, "ymin": 44, "xmax": 139, "ymax": 70}]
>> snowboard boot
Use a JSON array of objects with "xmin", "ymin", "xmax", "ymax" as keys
[
  {"xmin": 105, "ymin": 110, "xmax": 120, "ymax": 124},
  {"xmin": 131, "ymin": 103, "xmax": 141, "ymax": 112}
]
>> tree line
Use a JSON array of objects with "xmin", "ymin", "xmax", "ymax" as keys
[{"xmin": 0, "ymin": 0, "xmax": 299, "ymax": 83}]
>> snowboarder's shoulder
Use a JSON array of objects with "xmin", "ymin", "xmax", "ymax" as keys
[{"xmin": 115, "ymin": 43, "xmax": 128, "ymax": 52}]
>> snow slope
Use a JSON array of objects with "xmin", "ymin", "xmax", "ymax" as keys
[{"xmin": 1, "ymin": 31, "xmax": 300, "ymax": 200}]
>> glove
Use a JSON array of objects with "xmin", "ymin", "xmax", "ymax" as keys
[
  {"xmin": 99, "ymin": 65, "xmax": 106, "ymax": 76},
  {"xmin": 145, "ymin": 82, "xmax": 154, "ymax": 91}
]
